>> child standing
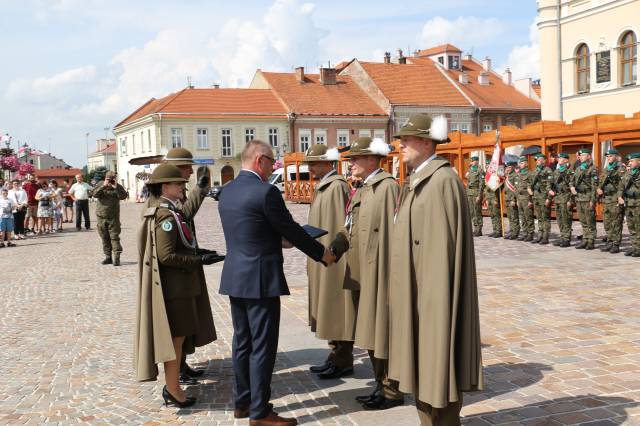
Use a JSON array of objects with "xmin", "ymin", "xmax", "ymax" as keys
[{"xmin": 0, "ymin": 188, "xmax": 16, "ymax": 247}]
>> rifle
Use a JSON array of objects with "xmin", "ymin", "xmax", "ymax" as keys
[{"xmin": 620, "ymin": 171, "xmax": 638, "ymax": 213}]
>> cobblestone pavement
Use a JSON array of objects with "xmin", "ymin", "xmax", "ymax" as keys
[{"xmin": 1, "ymin": 199, "xmax": 639, "ymax": 425}]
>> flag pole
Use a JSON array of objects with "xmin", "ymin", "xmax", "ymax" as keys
[{"xmin": 500, "ymin": 186, "xmax": 506, "ymax": 237}]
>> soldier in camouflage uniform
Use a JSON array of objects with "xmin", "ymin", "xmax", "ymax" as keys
[
  {"xmin": 620, "ymin": 153, "xmax": 640, "ymax": 257},
  {"xmin": 571, "ymin": 148, "xmax": 599, "ymax": 250},
  {"xmin": 548, "ymin": 153, "xmax": 574, "ymax": 247},
  {"xmin": 484, "ymin": 157, "xmax": 503, "ymax": 238},
  {"xmin": 503, "ymin": 161, "xmax": 519, "ymax": 239},
  {"xmin": 598, "ymin": 148, "xmax": 626, "ymax": 253},
  {"xmin": 528, "ymin": 153, "xmax": 553, "ymax": 244},
  {"xmin": 515, "ymin": 156, "xmax": 534, "ymax": 241},
  {"xmin": 93, "ymin": 171, "xmax": 129, "ymax": 265},
  {"xmin": 465, "ymin": 156, "xmax": 484, "ymax": 236}
]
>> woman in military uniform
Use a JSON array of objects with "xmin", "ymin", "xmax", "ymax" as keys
[{"xmin": 134, "ymin": 164, "xmax": 220, "ymax": 408}]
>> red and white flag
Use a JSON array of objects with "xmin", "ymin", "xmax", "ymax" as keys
[{"xmin": 485, "ymin": 142, "xmax": 504, "ymax": 191}]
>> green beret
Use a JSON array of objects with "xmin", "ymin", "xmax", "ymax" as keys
[
  {"xmin": 606, "ymin": 148, "xmax": 620, "ymax": 156},
  {"xmin": 534, "ymin": 153, "xmax": 546, "ymax": 159},
  {"xmin": 506, "ymin": 161, "xmax": 517, "ymax": 166},
  {"xmin": 577, "ymin": 148, "xmax": 591, "ymax": 155},
  {"xmin": 558, "ymin": 153, "xmax": 570, "ymax": 159},
  {"xmin": 518, "ymin": 156, "xmax": 528, "ymax": 163},
  {"xmin": 629, "ymin": 153, "xmax": 640, "ymax": 159},
  {"xmin": 470, "ymin": 156, "xmax": 479, "ymax": 161}
]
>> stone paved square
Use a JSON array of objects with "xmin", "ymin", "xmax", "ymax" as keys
[{"xmin": 1, "ymin": 200, "xmax": 639, "ymax": 425}]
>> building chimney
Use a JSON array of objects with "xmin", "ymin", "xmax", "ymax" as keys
[
  {"xmin": 459, "ymin": 73, "xmax": 469, "ymax": 84},
  {"xmin": 384, "ymin": 51, "xmax": 391, "ymax": 64},
  {"xmin": 320, "ymin": 67, "xmax": 337, "ymax": 85},
  {"xmin": 295, "ymin": 66, "xmax": 305, "ymax": 83},
  {"xmin": 503, "ymin": 68, "xmax": 512, "ymax": 85},
  {"xmin": 478, "ymin": 71, "xmax": 490, "ymax": 86},
  {"xmin": 482, "ymin": 56, "xmax": 492, "ymax": 72},
  {"xmin": 212, "ymin": 83, "xmax": 220, "ymax": 89},
  {"xmin": 413, "ymin": 49, "xmax": 420, "ymax": 57},
  {"xmin": 464, "ymin": 53, "xmax": 472, "ymax": 61},
  {"xmin": 398, "ymin": 56, "xmax": 407, "ymax": 64}
]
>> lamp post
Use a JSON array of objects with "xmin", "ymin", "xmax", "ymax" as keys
[{"xmin": 85, "ymin": 132, "xmax": 90, "ymax": 174}]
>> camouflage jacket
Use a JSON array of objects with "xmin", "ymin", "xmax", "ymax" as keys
[
  {"xmin": 529, "ymin": 166, "xmax": 553, "ymax": 198},
  {"xmin": 572, "ymin": 163, "xmax": 599, "ymax": 203},
  {"xmin": 550, "ymin": 167, "xmax": 574, "ymax": 201},
  {"xmin": 466, "ymin": 167, "xmax": 485, "ymax": 196},
  {"xmin": 599, "ymin": 163, "xmax": 625, "ymax": 203}
]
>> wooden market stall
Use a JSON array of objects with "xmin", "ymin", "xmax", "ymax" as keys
[{"xmin": 283, "ymin": 112, "xmax": 640, "ymax": 213}]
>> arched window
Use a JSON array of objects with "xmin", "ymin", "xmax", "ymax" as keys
[
  {"xmin": 620, "ymin": 31, "xmax": 637, "ymax": 86},
  {"xmin": 575, "ymin": 44, "xmax": 590, "ymax": 93}
]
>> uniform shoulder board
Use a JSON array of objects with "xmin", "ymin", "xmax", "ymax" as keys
[{"xmin": 143, "ymin": 207, "xmax": 157, "ymax": 217}]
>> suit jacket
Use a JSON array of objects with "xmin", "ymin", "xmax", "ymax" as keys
[{"xmin": 218, "ymin": 170, "xmax": 325, "ymax": 298}]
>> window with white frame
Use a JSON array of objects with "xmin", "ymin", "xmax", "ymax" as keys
[
  {"xmin": 460, "ymin": 123, "xmax": 469, "ymax": 134},
  {"xmin": 221, "ymin": 128, "xmax": 232, "ymax": 157},
  {"xmin": 171, "ymin": 128, "xmax": 183, "ymax": 148},
  {"xmin": 196, "ymin": 128, "xmax": 209, "ymax": 149},
  {"xmin": 358, "ymin": 129, "xmax": 371, "ymax": 137},
  {"xmin": 131, "ymin": 134, "xmax": 136, "ymax": 154},
  {"xmin": 140, "ymin": 131, "xmax": 145, "ymax": 152},
  {"xmin": 245, "ymin": 128, "xmax": 255, "ymax": 143},
  {"xmin": 147, "ymin": 129, "xmax": 152, "ymax": 152},
  {"xmin": 120, "ymin": 137, "xmax": 127, "ymax": 156},
  {"xmin": 337, "ymin": 129, "xmax": 349, "ymax": 147},
  {"xmin": 299, "ymin": 129, "xmax": 311, "ymax": 152},
  {"xmin": 373, "ymin": 129, "xmax": 386, "ymax": 141},
  {"xmin": 315, "ymin": 129, "xmax": 327, "ymax": 145},
  {"xmin": 268, "ymin": 128, "xmax": 279, "ymax": 148},
  {"xmin": 483, "ymin": 123, "xmax": 493, "ymax": 132}
]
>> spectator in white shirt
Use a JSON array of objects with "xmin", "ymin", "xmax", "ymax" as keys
[
  {"xmin": 7, "ymin": 180, "xmax": 28, "ymax": 239},
  {"xmin": 0, "ymin": 188, "xmax": 16, "ymax": 247},
  {"xmin": 69, "ymin": 174, "xmax": 93, "ymax": 231}
]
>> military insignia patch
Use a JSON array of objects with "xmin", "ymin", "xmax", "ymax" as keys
[{"xmin": 161, "ymin": 220, "xmax": 173, "ymax": 232}]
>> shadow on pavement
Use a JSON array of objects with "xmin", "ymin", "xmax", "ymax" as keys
[{"xmin": 462, "ymin": 394, "xmax": 638, "ymax": 425}]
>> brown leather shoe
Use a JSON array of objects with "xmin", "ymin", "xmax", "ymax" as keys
[
  {"xmin": 235, "ymin": 403, "xmax": 273, "ymax": 419},
  {"xmin": 249, "ymin": 410, "xmax": 298, "ymax": 426}
]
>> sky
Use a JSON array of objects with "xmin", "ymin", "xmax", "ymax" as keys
[{"xmin": 0, "ymin": 0, "xmax": 539, "ymax": 167}]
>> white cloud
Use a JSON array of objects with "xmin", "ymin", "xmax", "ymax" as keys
[
  {"xmin": 499, "ymin": 20, "xmax": 540, "ymax": 80},
  {"xmin": 6, "ymin": 65, "xmax": 99, "ymax": 104},
  {"xmin": 419, "ymin": 16, "xmax": 506, "ymax": 52}
]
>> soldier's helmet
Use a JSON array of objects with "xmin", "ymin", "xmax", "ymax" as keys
[
  {"xmin": 164, "ymin": 147, "xmax": 196, "ymax": 166},
  {"xmin": 393, "ymin": 113, "xmax": 450, "ymax": 143},
  {"xmin": 303, "ymin": 144, "xmax": 341, "ymax": 162},
  {"xmin": 148, "ymin": 164, "xmax": 188, "ymax": 184},
  {"xmin": 346, "ymin": 137, "xmax": 392, "ymax": 158}
]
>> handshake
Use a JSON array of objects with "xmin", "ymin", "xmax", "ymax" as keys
[
  {"xmin": 197, "ymin": 248, "xmax": 226, "ymax": 265},
  {"xmin": 283, "ymin": 233, "xmax": 349, "ymax": 267}
]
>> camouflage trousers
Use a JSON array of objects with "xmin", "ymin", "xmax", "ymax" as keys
[
  {"xmin": 517, "ymin": 196, "xmax": 534, "ymax": 236},
  {"xmin": 97, "ymin": 216, "xmax": 122, "ymax": 256},
  {"xmin": 555, "ymin": 195, "xmax": 573, "ymax": 242},
  {"xmin": 487, "ymin": 194, "xmax": 502, "ymax": 234},
  {"xmin": 506, "ymin": 199, "xmax": 519, "ymax": 237},
  {"xmin": 533, "ymin": 194, "xmax": 551, "ymax": 234},
  {"xmin": 625, "ymin": 205, "xmax": 640, "ymax": 250},
  {"xmin": 602, "ymin": 201, "xmax": 623, "ymax": 246},
  {"xmin": 467, "ymin": 194, "xmax": 483, "ymax": 232},
  {"xmin": 576, "ymin": 201, "xmax": 597, "ymax": 242}
]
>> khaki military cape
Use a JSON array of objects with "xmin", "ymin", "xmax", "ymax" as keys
[
  {"xmin": 340, "ymin": 171, "xmax": 399, "ymax": 359},
  {"xmin": 134, "ymin": 187, "xmax": 216, "ymax": 381},
  {"xmin": 388, "ymin": 158, "xmax": 483, "ymax": 408},
  {"xmin": 307, "ymin": 173, "xmax": 356, "ymax": 341}
]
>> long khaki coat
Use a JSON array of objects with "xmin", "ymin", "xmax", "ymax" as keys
[
  {"xmin": 307, "ymin": 173, "xmax": 356, "ymax": 341},
  {"xmin": 388, "ymin": 158, "xmax": 483, "ymax": 408},
  {"xmin": 338, "ymin": 171, "xmax": 399, "ymax": 359},
  {"xmin": 134, "ymin": 194, "xmax": 217, "ymax": 381}
]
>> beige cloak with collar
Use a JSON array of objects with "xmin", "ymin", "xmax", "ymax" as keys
[
  {"xmin": 307, "ymin": 173, "xmax": 356, "ymax": 341},
  {"xmin": 338, "ymin": 170, "xmax": 399, "ymax": 359},
  {"xmin": 388, "ymin": 158, "xmax": 483, "ymax": 408}
]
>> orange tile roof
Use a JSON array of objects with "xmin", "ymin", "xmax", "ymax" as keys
[
  {"xmin": 260, "ymin": 71, "xmax": 387, "ymax": 116},
  {"xmin": 416, "ymin": 44, "xmax": 462, "ymax": 57},
  {"xmin": 36, "ymin": 168, "xmax": 83, "ymax": 179},
  {"xmin": 115, "ymin": 88, "xmax": 288, "ymax": 128},
  {"xmin": 357, "ymin": 61, "xmax": 470, "ymax": 106},
  {"xmin": 434, "ymin": 59, "xmax": 541, "ymax": 110}
]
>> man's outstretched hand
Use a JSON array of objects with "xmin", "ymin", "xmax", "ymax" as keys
[{"xmin": 321, "ymin": 247, "xmax": 336, "ymax": 266}]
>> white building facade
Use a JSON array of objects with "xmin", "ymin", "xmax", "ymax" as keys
[{"xmin": 538, "ymin": 0, "xmax": 640, "ymax": 121}]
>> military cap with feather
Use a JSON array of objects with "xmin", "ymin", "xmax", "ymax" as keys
[
  {"xmin": 346, "ymin": 137, "xmax": 392, "ymax": 157},
  {"xmin": 148, "ymin": 164, "xmax": 188, "ymax": 184},
  {"xmin": 303, "ymin": 144, "xmax": 341, "ymax": 162},
  {"xmin": 393, "ymin": 113, "xmax": 450, "ymax": 143}
]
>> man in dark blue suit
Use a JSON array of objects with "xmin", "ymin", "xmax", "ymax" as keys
[{"xmin": 218, "ymin": 140, "xmax": 335, "ymax": 426}]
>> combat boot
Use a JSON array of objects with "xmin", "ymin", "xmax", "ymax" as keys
[
  {"xmin": 539, "ymin": 233, "xmax": 549, "ymax": 245},
  {"xmin": 517, "ymin": 234, "xmax": 525, "ymax": 241},
  {"xmin": 510, "ymin": 233, "xmax": 519, "ymax": 240},
  {"xmin": 625, "ymin": 249, "xmax": 634, "ymax": 256},
  {"xmin": 553, "ymin": 239, "xmax": 562, "ymax": 246},
  {"xmin": 524, "ymin": 234, "xmax": 533, "ymax": 242},
  {"xmin": 600, "ymin": 243, "xmax": 612, "ymax": 252},
  {"xmin": 101, "ymin": 256, "xmax": 113, "ymax": 265},
  {"xmin": 609, "ymin": 245, "xmax": 620, "ymax": 254},
  {"xmin": 532, "ymin": 234, "xmax": 542, "ymax": 243},
  {"xmin": 503, "ymin": 233, "xmax": 511, "ymax": 240},
  {"xmin": 601, "ymin": 235, "xmax": 608, "ymax": 243},
  {"xmin": 491, "ymin": 232, "xmax": 501, "ymax": 238},
  {"xmin": 585, "ymin": 240, "xmax": 595, "ymax": 250},
  {"xmin": 575, "ymin": 241, "xmax": 587, "ymax": 249},
  {"xmin": 559, "ymin": 240, "xmax": 571, "ymax": 247},
  {"xmin": 113, "ymin": 253, "xmax": 121, "ymax": 266},
  {"xmin": 632, "ymin": 250, "xmax": 640, "ymax": 257}
]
